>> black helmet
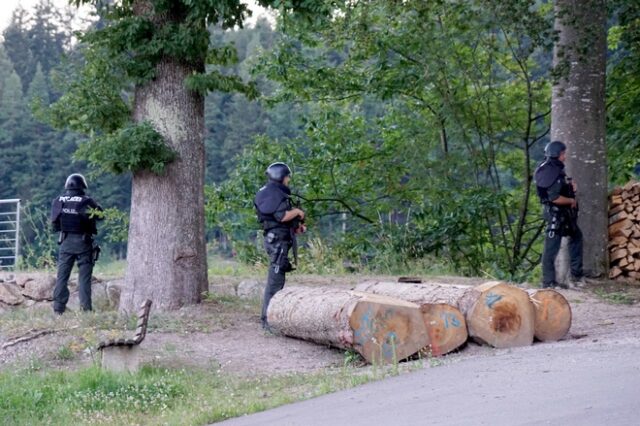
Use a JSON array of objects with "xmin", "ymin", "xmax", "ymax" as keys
[
  {"xmin": 65, "ymin": 173, "xmax": 88, "ymax": 190},
  {"xmin": 266, "ymin": 162, "xmax": 291, "ymax": 182},
  {"xmin": 544, "ymin": 141, "xmax": 567, "ymax": 158}
]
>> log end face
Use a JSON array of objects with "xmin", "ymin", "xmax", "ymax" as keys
[
  {"xmin": 467, "ymin": 283, "xmax": 535, "ymax": 348},
  {"xmin": 421, "ymin": 304, "xmax": 468, "ymax": 356},
  {"xmin": 349, "ymin": 300, "xmax": 429, "ymax": 365},
  {"xmin": 530, "ymin": 289, "xmax": 572, "ymax": 342}
]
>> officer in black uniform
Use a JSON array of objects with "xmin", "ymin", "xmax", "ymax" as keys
[
  {"xmin": 50, "ymin": 173, "xmax": 103, "ymax": 314},
  {"xmin": 254, "ymin": 162, "xmax": 306, "ymax": 330},
  {"xmin": 534, "ymin": 141, "xmax": 583, "ymax": 288}
]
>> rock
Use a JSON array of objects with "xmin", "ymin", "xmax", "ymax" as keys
[
  {"xmin": 237, "ymin": 280, "xmax": 264, "ymax": 300},
  {"xmin": 106, "ymin": 280, "xmax": 123, "ymax": 308},
  {"xmin": 0, "ymin": 282, "xmax": 25, "ymax": 305},
  {"xmin": 208, "ymin": 283, "xmax": 237, "ymax": 297},
  {"xmin": 13, "ymin": 272, "xmax": 54, "ymax": 288},
  {"xmin": 21, "ymin": 275, "xmax": 56, "ymax": 301},
  {"xmin": 0, "ymin": 272, "xmax": 15, "ymax": 283}
]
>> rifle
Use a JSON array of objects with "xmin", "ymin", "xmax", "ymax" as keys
[
  {"xmin": 290, "ymin": 193, "xmax": 306, "ymax": 267},
  {"xmin": 565, "ymin": 177, "xmax": 579, "ymax": 235}
]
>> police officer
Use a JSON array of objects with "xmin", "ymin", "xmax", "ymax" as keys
[
  {"xmin": 534, "ymin": 141, "xmax": 584, "ymax": 288},
  {"xmin": 50, "ymin": 173, "xmax": 103, "ymax": 314},
  {"xmin": 254, "ymin": 162, "xmax": 306, "ymax": 331}
]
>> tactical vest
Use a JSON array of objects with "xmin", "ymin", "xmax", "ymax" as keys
[
  {"xmin": 52, "ymin": 195, "xmax": 96, "ymax": 234},
  {"xmin": 254, "ymin": 182, "xmax": 292, "ymax": 231},
  {"xmin": 534, "ymin": 159, "xmax": 570, "ymax": 204}
]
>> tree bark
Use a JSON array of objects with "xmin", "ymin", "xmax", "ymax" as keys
[
  {"xmin": 526, "ymin": 289, "xmax": 572, "ymax": 341},
  {"xmin": 119, "ymin": 1, "xmax": 208, "ymax": 312},
  {"xmin": 354, "ymin": 281, "xmax": 535, "ymax": 348},
  {"xmin": 267, "ymin": 287, "xmax": 431, "ymax": 364},
  {"xmin": 551, "ymin": 0, "xmax": 609, "ymax": 279}
]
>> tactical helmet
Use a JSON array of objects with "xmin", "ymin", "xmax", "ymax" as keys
[
  {"xmin": 544, "ymin": 141, "xmax": 567, "ymax": 158},
  {"xmin": 265, "ymin": 162, "xmax": 291, "ymax": 183},
  {"xmin": 65, "ymin": 173, "xmax": 88, "ymax": 190}
]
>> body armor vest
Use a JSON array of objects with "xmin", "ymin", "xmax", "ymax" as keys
[
  {"xmin": 51, "ymin": 194, "xmax": 97, "ymax": 234},
  {"xmin": 254, "ymin": 182, "xmax": 292, "ymax": 231}
]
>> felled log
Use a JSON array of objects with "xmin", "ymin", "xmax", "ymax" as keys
[
  {"xmin": 527, "ymin": 289, "xmax": 572, "ymax": 342},
  {"xmin": 267, "ymin": 287, "xmax": 430, "ymax": 364},
  {"xmin": 353, "ymin": 281, "xmax": 535, "ymax": 349},
  {"xmin": 418, "ymin": 303, "xmax": 468, "ymax": 356}
]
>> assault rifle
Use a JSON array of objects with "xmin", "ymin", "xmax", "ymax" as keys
[
  {"xmin": 565, "ymin": 177, "xmax": 579, "ymax": 235},
  {"xmin": 290, "ymin": 193, "xmax": 307, "ymax": 267}
]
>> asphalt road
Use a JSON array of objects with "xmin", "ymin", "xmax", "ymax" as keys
[{"xmin": 218, "ymin": 339, "xmax": 640, "ymax": 426}]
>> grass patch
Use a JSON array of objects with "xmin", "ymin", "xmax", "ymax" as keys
[
  {"xmin": 92, "ymin": 259, "xmax": 127, "ymax": 280},
  {"xmin": 0, "ymin": 362, "xmax": 409, "ymax": 425},
  {"xmin": 594, "ymin": 288, "xmax": 636, "ymax": 305}
]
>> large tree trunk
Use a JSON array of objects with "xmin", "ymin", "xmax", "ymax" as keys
[
  {"xmin": 551, "ymin": 0, "xmax": 608, "ymax": 280},
  {"xmin": 119, "ymin": 2, "xmax": 208, "ymax": 312},
  {"xmin": 354, "ymin": 281, "xmax": 535, "ymax": 348},
  {"xmin": 267, "ymin": 287, "xmax": 432, "ymax": 364},
  {"xmin": 527, "ymin": 289, "xmax": 572, "ymax": 342}
]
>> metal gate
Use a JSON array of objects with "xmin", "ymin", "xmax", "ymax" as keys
[{"xmin": 0, "ymin": 199, "xmax": 21, "ymax": 270}]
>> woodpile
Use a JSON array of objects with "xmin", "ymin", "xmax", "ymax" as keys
[
  {"xmin": 266, "ymin": 281, "xmax": 572, "ymax": 365},
  {"xmin": 608, "ymin": 182, "xmax": 640, "ymax": 281}
]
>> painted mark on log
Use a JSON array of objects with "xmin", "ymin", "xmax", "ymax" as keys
[
  {"xmin": 382, "ymin": 331, "xmax": 397, "ymax": 360},
  {"xmin": 485, "ymin": 292, "xmax": 503, "ymax": 309},
  {"xmin": 353, "ymin": 307, "xmax": 374, "ymax": 345},
  {"xmin": 440, "ymin": 312, "xmax": 462, "ymax": 328}
]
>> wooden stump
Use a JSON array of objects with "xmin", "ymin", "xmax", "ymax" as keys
[
  {"xmin": 354, "ymin": 281, "xmax": 535, "ymax": 349},
  {"xmin": 527, "ymin": 289, "xmax": 572, "ymax": 342},
  {"xmin": 267, "ymin": 287, "xmax": 430, "ymax": 364}
]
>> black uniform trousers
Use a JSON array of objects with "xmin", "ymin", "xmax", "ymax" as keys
[
  {"xmin": 53, "ymin": 233, "xmax": 94, "ymax": 313},
  {"xmin": 542, "ymin": 226, "xmax": 583, "ymax": 287},
  {"xmin": 261, "ymin": 229, "xmax": 292, "ymax": 327}
]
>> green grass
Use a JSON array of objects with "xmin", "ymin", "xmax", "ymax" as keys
[
  {"xmin": 594, "ymin": 288, "xmax": 636, "ymax": 305},
  {"xmin": 0, "ymin": 362, "xmax": 409, "ymax": 426}
]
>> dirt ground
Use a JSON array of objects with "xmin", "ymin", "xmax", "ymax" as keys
[{"xmin": 1, "ymin": 274, "xmax": 640, "ymax": 376}]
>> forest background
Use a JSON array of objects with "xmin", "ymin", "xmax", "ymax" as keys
[{"xmin": 0, "ymin": 0, "xmax": 638, "ymax": 282}]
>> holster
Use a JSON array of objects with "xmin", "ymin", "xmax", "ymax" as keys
[
  {"xmin": 92, "ymin": 244, "xmax": 101, "ymax": 263},
  {"xmin": 266, "ymin": 232, "xmax": 293, "ymax": 273}
]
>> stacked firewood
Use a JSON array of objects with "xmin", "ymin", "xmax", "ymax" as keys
[{"xmin": 608, "ymin": 182, "xmax": 640, "ymax": 280}]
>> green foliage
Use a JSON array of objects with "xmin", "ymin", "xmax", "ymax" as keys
[
  {"xmin": 607, "ymin": 1, "xmax": 640, "ymax": 184},
  {"xmin": 210, "ymin": 0, "xmax": 554, "ymax": 280},
  {"xmin": 19, "ymin": 202, "xmax": 57, "ymax": 270},
  {"xmin": 94, "ymin": 207, "xmax": 130, "ymax": 244},
  {"xmin": 76, "ymin": 121, "xmax": 176, "ymax": 175}
]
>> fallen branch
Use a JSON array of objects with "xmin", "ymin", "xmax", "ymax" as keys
[{"xmin": 1, "ymin": 326, "xmax": 78, "ymax": 350}]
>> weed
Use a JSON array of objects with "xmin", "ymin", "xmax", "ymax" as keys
[
  {"xmin": 55, "ymin": 345, "xmax": 75, "ymax": 361},
  {"xmin": 343, "ymin": 349, "xmax": 364, "ymax": 367}
]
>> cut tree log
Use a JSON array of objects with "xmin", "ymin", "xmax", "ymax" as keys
[
  {"xmin": 609, "ymin": 211, "xmax": 629, "ymax": 225},
  {"xmin": 527, "ymin": 289, "xmax": 572, "ymax": 342},
  {"xmin": 610, "ymin": 248, "xmax": 628, "ymax": 263},
  {"xmin": 419, "ymin": 303, "xmax": 468, "ymax": 356},
  {"xmin": 353, "ymin": 281, "xmax": 535, "ymax": 349},
  {"xmin": 608, "ymin": 203, "xmax": 626, "ymax": 216},
  {"xmin": 266, "ymin": 287, "xmax": 430, "ymax": 364},
  {"xmin": 351, "ymin": 286, "xmax": 467, "ymax": 356},
  {"xmin": 609, "ymin": 219, "xmax": 633, "ymax": 238},
  {"xmin": 610, "ymin": 266, "xmax": 623, "ymax": 279}
]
